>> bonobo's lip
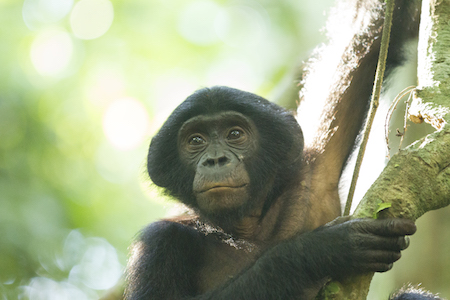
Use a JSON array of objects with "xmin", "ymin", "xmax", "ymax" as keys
[{"xmin": 197, "ymin": 183, "xmax": 248, "ymax": 194}]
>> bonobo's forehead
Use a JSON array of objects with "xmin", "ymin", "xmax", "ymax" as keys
[{"xmin": 178, "ymin": 111, "xmax": 256, "ymax": 134}]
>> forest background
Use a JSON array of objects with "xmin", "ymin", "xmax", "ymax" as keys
[{"xmin": 1, "ymin": 0, "xmax": 449, "ymax": 299}]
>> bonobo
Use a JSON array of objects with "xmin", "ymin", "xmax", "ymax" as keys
[
  {"xmin": 125, "ymin": 0, "xmax": 425, "ymax": 299},
  {"xmin": 126, "ymin": 86, "xmax": 416, "ymax": 299}
]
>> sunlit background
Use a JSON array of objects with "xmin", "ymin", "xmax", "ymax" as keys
[{"xmin": 1, "ymin": 0, "xmax": 449, "ymax": 299}]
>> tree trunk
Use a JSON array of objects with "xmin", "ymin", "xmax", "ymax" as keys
[{"xmin": 317, "ymin": 0, "xmax": 450, "ymax": 298}]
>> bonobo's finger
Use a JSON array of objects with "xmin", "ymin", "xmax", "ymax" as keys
[
  {"xmin": 400, "ymin": 236, "xmax": 410, "ymax": 250},
  {"xmin": 353, "ymin": 218, "xmax": 416, "ymax": 236},
  {"xmin": 362, "ymin": 249, "xmax": 402, "ymax": 265},
  {"xmin": 375, "ymin": 219, "xmax": 416, "ymax": 236},
  {"xmin": 363, "ymin": 236, "xmax": 411, "ymax": 251}
]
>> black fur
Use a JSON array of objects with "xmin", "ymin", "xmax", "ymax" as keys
[
  {"xmin": 126, "ymin": 221, "xmax": 204, "ymax": 298},
  {"xmin": 390, "ymin": 285, "xmax": 445, "ymax": 300}
]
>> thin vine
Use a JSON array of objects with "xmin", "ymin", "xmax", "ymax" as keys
[{"xmin": 343, "ymin": 0, "xmax": 396, "ymax": 216}]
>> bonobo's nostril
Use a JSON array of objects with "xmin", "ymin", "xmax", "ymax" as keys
[
  {"xmin": 218, "ymin": 156, "xmax": 228, "ymax": 166},
  {"xmin": 204, "ymin": 158, "xmax": 215, "ymax": 167},
  {"xmin": 203, "ymin": 156, "xmax": 229, "ymax": 167}
]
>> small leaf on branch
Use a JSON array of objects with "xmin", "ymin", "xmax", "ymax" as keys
[{"xmin": 373, "ymin": 202, "xmax": 392, "ymax": 219}]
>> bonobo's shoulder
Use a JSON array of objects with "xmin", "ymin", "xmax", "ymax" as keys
[{"xmin": 139, "ymin": 219, "xmax": 203, "ymax": 247}]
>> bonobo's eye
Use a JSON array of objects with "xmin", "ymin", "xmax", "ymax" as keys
[
  {"xmin": 227, "ymin": 128, "xmax": 245, "ymax": 140},
  {"xmin": 188, "ymin": 135, "xmax": 206, "ymax": 146}
]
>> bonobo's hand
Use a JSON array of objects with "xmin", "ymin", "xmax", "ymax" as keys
[{"xmin": 314, "ymin": 218, "xmax": 416, "ymax": 279}]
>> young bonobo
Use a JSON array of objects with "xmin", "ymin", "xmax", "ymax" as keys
[{"xmin": 126, "ymin": 0, "xmax": 427, "ymax": 299}]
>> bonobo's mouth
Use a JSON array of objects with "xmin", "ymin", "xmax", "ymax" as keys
[{"xmin": 198, "ymin": 183, "xmax": 248, "ymax": 194}]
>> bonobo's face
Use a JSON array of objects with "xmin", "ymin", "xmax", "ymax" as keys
[{"xmin": 178, "ymin": 111, "xmax": 258, "ymax": 214}]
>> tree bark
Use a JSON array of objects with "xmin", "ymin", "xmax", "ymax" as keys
[{"xmin": 411, "ymin": 0, "xmax": 450, "ymax": 128}]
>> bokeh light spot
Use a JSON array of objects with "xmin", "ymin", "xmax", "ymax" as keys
[
  {"xmin": 68, "ymin": 237, "xmax": 122, "ymax": 290},
  {"xmin": 214, "ymin": 6, "xmax": 264, "ymax": 47},
  {"xmin": 70, "ymin": 0, "xmax": 114, "ymax": 40},
  {"xmin": 30, "ymin": 29, "xmax": 73, "ymax": 77},
  {"xmin": 177, "ymin": 0, "xmax": 221, "ymax": 45},
  {"xmin": 86, "ymin": 71, "xmax": 126, "ymax": 108},
  {"xmin": 24, "ymin": 277, "xmax": 89, "ymax": 300},
  {"xmin": 22, "ymin": 0, "xmax": 74, "ymax": 30},
  {"xmin": 103, "ymin": 97, "xmax": 150, "ymax": 151}
]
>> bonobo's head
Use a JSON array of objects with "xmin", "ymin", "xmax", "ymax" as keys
[{"xmin": 147, "ymin": 86, "xmax": 303, "ymax": 223}]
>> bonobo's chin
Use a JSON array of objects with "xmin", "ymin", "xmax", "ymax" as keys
[
  {"xmin": 195, "ymin": 187, "xmax": 251, "ymax": 227},
  {"xmin": 196, "ymin": 186, "xmax": 248, "ymax": 213}
]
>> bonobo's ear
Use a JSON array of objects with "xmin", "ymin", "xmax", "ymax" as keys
[
  {"xmin": 147, "ymin": 132, "xmax": 196, "ymax": 206},
  {"xmin": 147, "ymin": 134, "xmax": 180, "ymax": 188},
  {"xmin": 287, "ymin": 115, "xmax": 304, "ymax": 165},
  {"xmin": 247, "ymin": 109, "xmax": 304, "ymax": 189},
  {"xmin": 268, "ymin": 112, "xmax": 303, "ymax": 170},
  {"xmin": 147, "ymin": 120, "xmax": 195, "ymax": 192}
]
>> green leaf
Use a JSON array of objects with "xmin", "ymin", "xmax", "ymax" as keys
[{"xmin": 373, "ymin": 202, "xmax": 392, "ymax": 219}]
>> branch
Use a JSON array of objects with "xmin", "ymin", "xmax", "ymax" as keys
[
  {"xmin": 355, "ymin": 125, "xmax": 450, "ymax": 221},
  {"xmin": 318, "ymin": 125, "xmax": 450, "ymax": 300}
]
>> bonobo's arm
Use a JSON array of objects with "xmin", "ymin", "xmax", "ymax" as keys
[
  {"xmin": 300, "ymin": 0, "xmax": 420, "ymax": 177},
  {"xmin": 125, "ymin": 221, "xmax": 205, "ymax": 300},
  {"xmin": 125, "ymin": 218, "xmax": 416, "ymax": 300}
]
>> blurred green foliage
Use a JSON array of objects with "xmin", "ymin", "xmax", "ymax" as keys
[
  {"xmin": 1, "ymin": 0, "xmax": 449, "ymax": 299},
  {"xmin": 0, "ymin": 0, "xmax": 332, "ymax": 298}
]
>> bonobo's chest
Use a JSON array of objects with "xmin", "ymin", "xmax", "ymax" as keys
[{"xmin": 196, "ymin": 235, "xmax": 261, "ymax": 293}]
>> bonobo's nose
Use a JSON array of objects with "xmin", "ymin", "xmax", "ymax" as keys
[{"xmin": 202, "ymin": 155, "xmax": 230, "ymax": 167}]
